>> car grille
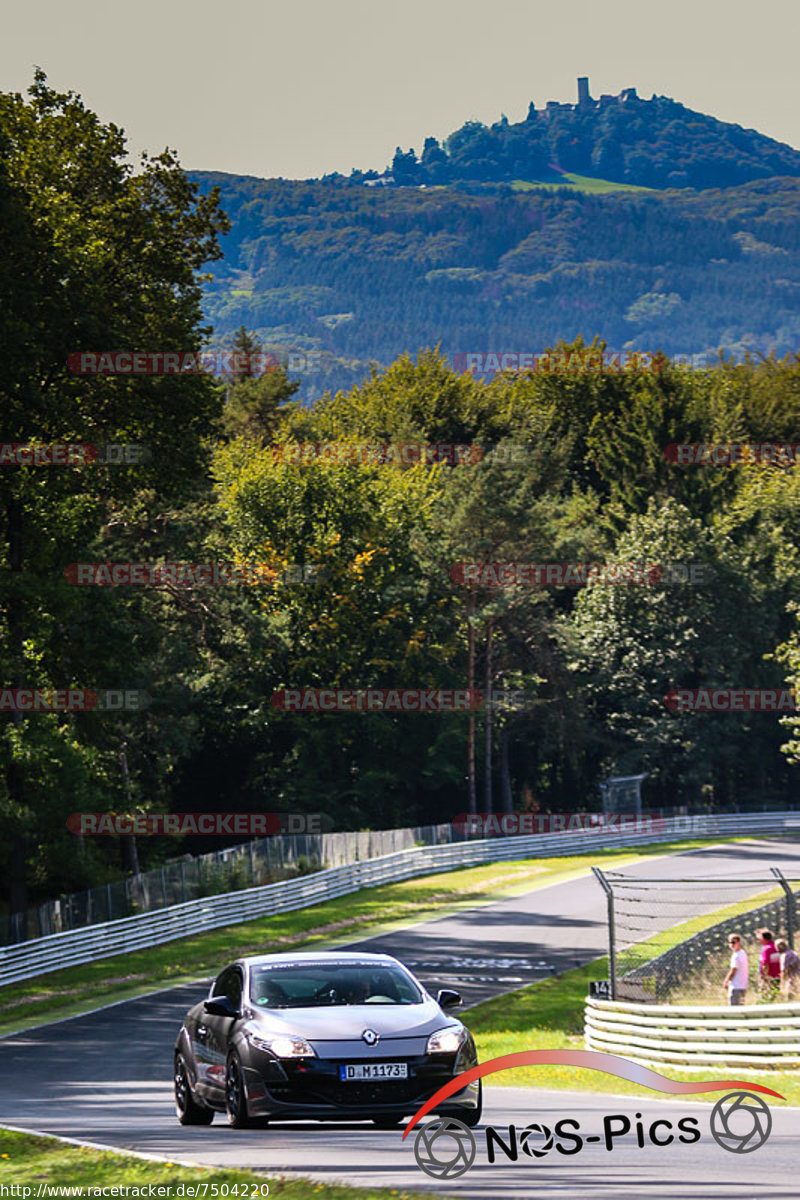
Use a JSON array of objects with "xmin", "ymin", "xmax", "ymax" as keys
[
  {"xmin": 328, "ymin": 1080, "xmax": 424, "ymax": 1106},
  {"xmin": 262, "ymin": 1054, "xmax": 458, "ymax": 1111},
  {"xmin": 267, "ymin": 1077, "xmax": 434, "ymax": 1108}
]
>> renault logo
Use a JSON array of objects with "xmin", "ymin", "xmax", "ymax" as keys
[{"xmin": 361, "ymin": 1028, "xmax": 379, "ymax": 1046}]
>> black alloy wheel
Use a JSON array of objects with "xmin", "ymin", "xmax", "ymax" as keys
[
  {"xmin": 225, "ymin": 1052, "xmax": 253, "ymax": 1129},
  {"xmin": 174, "ymin": 1054, "xmax": 214, "ymax": 1125}
]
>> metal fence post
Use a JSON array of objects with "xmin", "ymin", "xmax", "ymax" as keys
[
  {"xmin": 771, "ymin": 867, "xmax": 795, "ymax": 948},
  {"xmin": 592, "ymin": 867, "xmax": 616, "ymax": 999}
]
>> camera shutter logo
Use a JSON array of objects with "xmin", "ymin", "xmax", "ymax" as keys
[
  {"xmin": 710, "ymin": 1092, "xmax": 772, "ymax": 1153},
  {"xmin": 520, "ymin": 1122, "xmax": 554, "ymax": 1157},
  {"xmin": 413, "ymin": 1117, "xmax": 476, "ymax": 1179},
  {"xmin": 361, "ymin": 1028, "xmax": 379, "ymax": 1046}
]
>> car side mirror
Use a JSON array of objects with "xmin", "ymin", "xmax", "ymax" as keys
[
  {"xmin": 204, "ymin": 996, "xmax": 239, "ymax": 1018},
  {"xmin": 436, "ymin": 988, "xmax": 463, "ymax": 1011}
]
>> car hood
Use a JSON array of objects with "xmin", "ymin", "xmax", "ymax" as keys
[{"xmin": 248, "ymin": 999, "xmax": 452, "ymax": 1040}]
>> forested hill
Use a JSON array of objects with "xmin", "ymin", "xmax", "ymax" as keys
[
  {"xmin": 188, "ymin": 81, "xmax": 800, "ymax": 399},
  {"xmin": 377, "ymin": 84, "xmax": 800, "ymax": 190},
  {"xmin": 191, "ymin": 170, "xmax": 800, "ymax": 399}
]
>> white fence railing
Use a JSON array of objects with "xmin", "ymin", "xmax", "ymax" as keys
[
  {"xmin": 585, "ymin": 995, "xmax": 800, "ymax": 1069},
  {"xmin": 1, "ymin": 811, "xmax": 797, "ymax": 989}
]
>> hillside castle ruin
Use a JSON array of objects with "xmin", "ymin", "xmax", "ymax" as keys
[{"xmin": 533, "ymin": 77, "xmax": 640, "ymax": 117}]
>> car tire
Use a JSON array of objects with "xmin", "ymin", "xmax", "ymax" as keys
[
  {"xmin": 461, "ymin": 1079, "xmax": 482, "ymax": 1128},
  {"xmin": 372, "ymin": 1115, "xmax": 405, "ymax": 1129},
  {"xmin": 174, "ymin": 1054, "xmax": 214, "ymax": 1126},
  {"xmin": 225, "ymin": 1051, "xmax": 252, "ymax": 1129}
]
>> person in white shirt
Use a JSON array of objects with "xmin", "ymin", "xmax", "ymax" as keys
[{"xmin": 723, "ymin": 933, "xmax": 748, "ymax": 1005}]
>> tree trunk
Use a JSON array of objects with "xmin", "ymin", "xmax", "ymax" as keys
[
  {"xmin": 119, "ymin": 746, "xmax": 140, "ymax": 877},
  {"xmin": 4, "ymin": 491, "xmax": 27, "ymax": 924},
  {"xmin": 467, "ymin": 593, "xmax": 477, "ymax": 814},
  {"xmin": 500, "ymin": 725, "xmax": 513, "ymax": 814},
  {"xmin": 484, "ymin": 618, "xmax": 493, "ymax": 814}
]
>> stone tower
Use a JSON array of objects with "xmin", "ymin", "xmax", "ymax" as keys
[{"xmin": 577, "ymin": 76, "xmax": 592, "ymax": 106}]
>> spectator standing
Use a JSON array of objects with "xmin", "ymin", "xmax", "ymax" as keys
[
  {"xmin": 776, "ymin": 938, "xmax": 800, "ymax": 1000},
  {"xmin": 723, "ymin": 933, "xmax": 748, "ymax": 1005},
  {"xmin": 757, "ymin": 928, "xmax": 781, "ymax": 997}
]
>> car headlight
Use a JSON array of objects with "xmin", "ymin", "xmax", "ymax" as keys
[
  {"xmin": 426, "ymin": 1026, "xmax": 466, "ymax": 1054},
  {"xmin": 247, "ymin": 1033, "xmax": 316, "ymax": 1058}
]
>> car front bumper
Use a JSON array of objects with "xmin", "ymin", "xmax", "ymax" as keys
[{"xmin": 241, "ymin": 1052, "xmax": 480, "ymax": 1120}]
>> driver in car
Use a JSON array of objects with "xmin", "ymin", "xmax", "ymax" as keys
[{"xmin": 340, "ymin": 977, "xmax": 371, "ymax": 1004}]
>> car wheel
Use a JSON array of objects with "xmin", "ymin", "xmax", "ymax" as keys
[
  {"xmin": 174, "ymin": 1055, "xmax": 214, "ymax": 1125},
  {"xmin": 461, "ymin": 1079, "xmax": 482, "ymax": 1128},
  {"xmin": 372, "ymin": 1115, "xmax": 405, "ymax": 1129},
  {"xmin": 225, "ymin": 1052, "xmax": 252, "ymax": 1129}
]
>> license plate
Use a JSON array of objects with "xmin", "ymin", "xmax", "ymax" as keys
[{"xmin": 339, "ymin": 1062, "xmax": 408, "ymax": 1081}]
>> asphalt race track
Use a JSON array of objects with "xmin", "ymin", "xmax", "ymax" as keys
[{"xmin": 2, "ymin": 839, "xmax": 800, "ymax": 1198}]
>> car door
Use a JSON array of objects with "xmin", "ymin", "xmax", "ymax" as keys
[{"xmin": 196, "ymin": 966, "xmax": 244, "ymax": 1100}]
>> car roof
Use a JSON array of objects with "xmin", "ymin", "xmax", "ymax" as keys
[{"xmin": 240, "ymin": 951, "xmax": 401, "ymax": 968}]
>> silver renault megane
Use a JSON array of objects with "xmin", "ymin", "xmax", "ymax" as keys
[{"xmin": 174, "ymin": 950, "xmax": 482, "ymax": 1128}]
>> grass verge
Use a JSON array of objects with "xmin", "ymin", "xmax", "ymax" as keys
[
  {"xmin": 464, "ymin": 959, "xmax": 800, "ymax": 1105},
  {"xmin": 512, "ymin": 173, "xmax": 654, "ymax": 193},
  {"xmin": 0, "ymin": 838, "xmax": 717, "ymax": 1037},
  {"xmin": 0, "ymin": 1128, "xmax": 426, "ymax": 1199}
]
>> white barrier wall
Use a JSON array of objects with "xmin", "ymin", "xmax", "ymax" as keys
[{"xmin": 585, "ymin": 995, "xmax": 800, "ymax": 1069}]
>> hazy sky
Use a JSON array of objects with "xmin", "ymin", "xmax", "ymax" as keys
[{"xmin": 2, "ymin": 0, "xmax": 798, "ymax": 180}]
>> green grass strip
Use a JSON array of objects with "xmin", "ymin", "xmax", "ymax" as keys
[
  {"xmin": 0, "ymin": 1128, "xmax": 427, "ymax": 1199},
  {"xmin": 512, "ymin": 173, "xmax": 654, "ymax": 193}
]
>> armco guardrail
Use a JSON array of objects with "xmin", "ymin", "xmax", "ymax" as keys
[
  {"xmin": 585, "ymin": 996, "xmax": 800, "ymax": 1069},
  {"xmin": 2, "ymin": 823, "xmax": 455, "ymax": 945},
  {"xmin": 0, "ymin": 811, "xmax": 797, "ymax": 988}
]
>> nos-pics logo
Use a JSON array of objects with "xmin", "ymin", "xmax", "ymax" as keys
[
  {"xmin": 413, "ymin": 1093, "xmax": 772, "ymax": 1179},
  {"xmin": 404, "ymin": 1051, "xmax": 781, "ymax": 1180}
]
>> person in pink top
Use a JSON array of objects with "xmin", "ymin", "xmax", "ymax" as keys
[{"xmin": 757, "ymin": 928, "xmax": 781, "ymax": 997}]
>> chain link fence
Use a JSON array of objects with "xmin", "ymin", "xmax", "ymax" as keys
[
  {"xmin": 594, "ymin": 866, "xmax": 799, "ymax": 1002},
  {"xmin": 1, "ymin": 824, "xmax": 453, "ymax": 946}
]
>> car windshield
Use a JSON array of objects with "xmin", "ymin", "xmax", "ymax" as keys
[{"xmin": 250, "ymin": 961, "xmax": 423, "ymax": 1008}]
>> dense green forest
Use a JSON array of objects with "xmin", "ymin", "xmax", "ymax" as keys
[
  {"xmin": 192, "ymin": 171, "xmax": 800, "ymax": 400},
  {"xmin": 1, "ymin": 76, "xmax": 800, "ymax": 919}
]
